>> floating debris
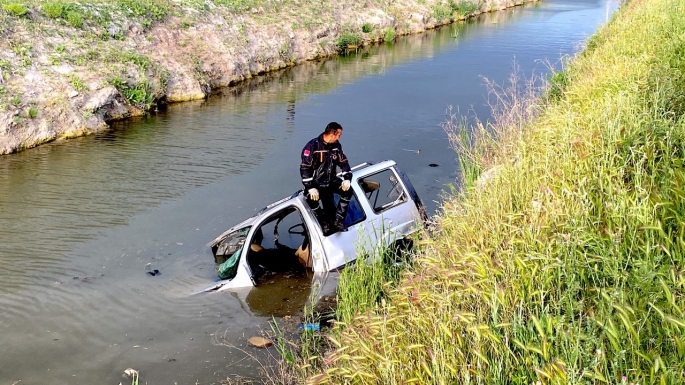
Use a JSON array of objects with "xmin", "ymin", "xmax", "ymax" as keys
[
  {"xmin": 123, "ymin": 368, "xmax": 139, "ymax": 383},
  {"xmin": 247, "ymin": 336, "xmax": 273, "ymax": 348},
  {"xmin": 299, "ymin": 323, "xmax": 320, "ymax": 331}
]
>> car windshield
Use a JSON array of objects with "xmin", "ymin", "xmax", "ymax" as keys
[{"xmin": 213, "ymin": 227, "xmax": 250, "ymax": 264}]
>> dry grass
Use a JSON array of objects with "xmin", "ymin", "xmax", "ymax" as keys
[{"xmin": 443, "ymin": 60, "xmax": 548, "ymax": 189}]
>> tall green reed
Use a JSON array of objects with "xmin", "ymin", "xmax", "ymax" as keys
[{"xmin": 335, "ymin": 238, "xmax": 413, "ymax": 326}]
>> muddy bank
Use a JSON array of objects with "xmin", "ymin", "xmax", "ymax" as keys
[{"xmin": 0, "ymin": 0, "xmax": 537, "ymax": 154}]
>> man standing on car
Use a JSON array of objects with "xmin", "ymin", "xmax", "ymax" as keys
[{"xmin": 300, "ymin": 122, "xmax": 353, "ymax": 236}]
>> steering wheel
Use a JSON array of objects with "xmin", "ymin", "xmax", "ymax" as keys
[{"xmin": 288, "ymin": 223, "xmax": 306, "ymax": 235}]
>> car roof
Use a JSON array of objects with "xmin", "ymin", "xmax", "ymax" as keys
[{"xmin": 209, "ymin": 160, "xmax": 398, "ymax": 246}]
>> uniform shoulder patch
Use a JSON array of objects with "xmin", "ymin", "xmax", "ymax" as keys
[{"xmin": 303, "ymin": 149, "xmax": 310, "ymax": 157}]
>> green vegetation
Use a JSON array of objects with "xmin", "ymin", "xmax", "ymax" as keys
[
  {"xmin": 28, "ymin": 106, "xmax": 38, "ymax": 118},
  {"xmin": 213, "ymin": 0, "xmax": 255, "ymax": 13},
  {"xmin": 301, "ymin": 0, "xmax": 685, "ymax": 383},
  {"xmin": 0, "ymin": 0, "xmax": 334, "ymax": 30},
  {"xmin": 107, "ymin": 76, "xmax": 156, "ymax": 109},
  {"xmin": 431, "ymin": 0, "xmax": 482, "ymax": 20},
  {"xmin": 10, "ymin": 93, "xmax": 21, "ymax": 106},
  {"xmin": 10, "ymin": 43, "xmax": 32, "ymax": 67},
  {"xmin": 0, "ymin": 58, "xmax": 11, "ymax": 74},
  {"xmin": 2, "ymin": 3, "xmax": 27, "ymax": 17},
  {"xmin": 40, "ymin": 1, "xmax": 84, "ymax": 27},
  {"xmin": 336, "ymin": 31, "xmax": 361, "ymax": 53},
  {"xmin": 432, "ymin": 0, "xmax": 481, "ymax": 21},
  {"xmin": 271, "ymin": 318, "xmax": 297, "ymax": 366},
  {"xmin": 1, "ymin": 0, "xmax": 173, "ymax": 32},
  {"xmin": 65, "ymin": 9, "xmax": 83, "ymax": 27},
  {"xmin": 545, "ymin": 69, "xmax": 569, "ymax": 103},
  {"xmin": 362, "ymin": 22, "xmax": 372, "ymax": 33},
  {"xmin": 336, "ymin": 241, "xmax": 414, "ymax": 325},
  {"xmin": 452, "ymin": 0, "xmax": 480, "ymax": 17},
  {"xmin": 69, "ymin": 75, "xmax": 88, "ymax": 92},
  {"xmin": 384, "ymin": 27, "xmax": 396, "ymax": 42},
  {"xmin": 180, "ymin": 19, "xmax": 194, "ymax": 29},
  {"xmin": 96, "ymin": 47, "xmax": 168, "ymax": 109},
  {"xmin": 41, "ymin": 2, "xmax": 64, "ymax": 18}
]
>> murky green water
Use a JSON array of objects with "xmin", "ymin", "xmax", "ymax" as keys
[{"xmin": 0, "ymin": 1, "xmax": 619, "ymax": 383}]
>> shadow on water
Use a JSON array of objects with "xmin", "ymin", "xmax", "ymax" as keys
[
  {"xmin": 0, "ymin": 1, "xmax": 619, "ymax": 383},
  {"xmin": 230, "ymin": 272, "xmax": 314, "ymax": 318}
]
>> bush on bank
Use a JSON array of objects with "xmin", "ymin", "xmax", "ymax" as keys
[{"xmin": 307, "ymin": 0, "xmax": 685, "ymax": 383}]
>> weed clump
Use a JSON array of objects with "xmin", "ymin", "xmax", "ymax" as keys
[
  {"xmin": 213, "ymin": 0, "xmax": 254, "ymax": 13},
  {"xmin": 336, "ymin": 31, "xmax": 360, "ymax": 53},
  {"xmin": 432, "ymin": 0, "xmax": 481, "ymax": 22},
  {"xmin": 2, "ymin": 3, "xmax": 28, "ymax": 17},
  {"xmin": 41, "ymin": 2, "xmax": 64, "ymax": 18},
  {"xmin": 66, "ymin": 10, "xmax": 82, "ymax": 27},
  {"xmin": 383, "ymin": 27, "xmax": 396, "ymax": 42}
]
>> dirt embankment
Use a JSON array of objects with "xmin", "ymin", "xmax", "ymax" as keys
[{"xmin": 0, "ymin": 0, "xmax": 536, "ymax": 154}]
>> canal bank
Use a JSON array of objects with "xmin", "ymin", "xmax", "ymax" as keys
[
  {"xmin": 0, "ymin": 0, "xmax": 538, "ymax": 155},
  {"xmin": 307, "ymin": 0, "xmax": 685, "ymax": 383}
]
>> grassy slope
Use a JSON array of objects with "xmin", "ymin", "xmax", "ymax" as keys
[{"xmin": 312, "ymin": 0, "xmax": 685, "ymax": 383}]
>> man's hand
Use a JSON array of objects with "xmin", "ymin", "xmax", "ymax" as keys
[
  {"xmin": 308, "ymin": 188, "xmax": 319, "ymax": 201},
  {"xmin": 341, "ymin": 180, "xmax": 351, "ymax": 191}
]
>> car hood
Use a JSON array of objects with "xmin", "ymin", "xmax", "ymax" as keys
[
  {"xmin": 207, "ymin": 215, "xmax": 258, "ymax": 248},
  {"xmin": 208, "ymin": 192, "xmax": 304, "ymax": 248}
]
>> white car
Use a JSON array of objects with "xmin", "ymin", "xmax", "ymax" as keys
[{"xmin": 206, "ymin": 160, "xmax": 426, "ymax": 292}]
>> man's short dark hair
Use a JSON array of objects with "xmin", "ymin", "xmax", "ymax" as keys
[{"xmin": 324, "ymin": 122, "xmax": 342, "ymax": 135}]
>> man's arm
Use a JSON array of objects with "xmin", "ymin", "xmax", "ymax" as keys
[
  {"xmin": 336, "ymin": 143, "xmax": 352, "ymax": 181},
  {"xmin": 300, "ymin": 142, "xmax": 316, "ymax": 190}
]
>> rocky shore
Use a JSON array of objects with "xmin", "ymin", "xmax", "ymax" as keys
[{"xmin": 0, "ymin": 0, "xmax": 536, "ymax": 154}]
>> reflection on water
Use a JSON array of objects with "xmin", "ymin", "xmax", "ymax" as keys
[
  {"xmin": 232, "ymin": 272, "xmax": 314, "ymax": 318},
  {"xmin": 0, "ymin": 1, "xmax": 619, "ymax": 383}
]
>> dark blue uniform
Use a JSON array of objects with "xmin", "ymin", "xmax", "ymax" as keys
[{"xmin": 300, "ymin": 134, "xmax": 353, "ymax": 234}]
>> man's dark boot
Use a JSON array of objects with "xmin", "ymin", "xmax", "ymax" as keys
[
  {"xmin": 332, "ymin": 218, "xmax": 348, "ymax": 233},
  {"xmin": 335, "ymin": 194, "xmax": 351, "ymax": 222},
  {"xmin": 322, "ymin": 222, "xmax": 332, "ymax": 236}
]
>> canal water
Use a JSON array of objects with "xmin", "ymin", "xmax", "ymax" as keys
[{"xmin": 0, "ymin": 1, "xmax": 618, "ymax": 383}]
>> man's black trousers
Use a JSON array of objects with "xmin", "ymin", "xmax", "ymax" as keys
[{"xmin": 306, "ymin": 178, "xmax": 353, "ymax": 229}]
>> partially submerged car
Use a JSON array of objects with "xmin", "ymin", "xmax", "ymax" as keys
[{"xmin": 206, "ymin": 160, "xmax": 426, "ymax": 291}]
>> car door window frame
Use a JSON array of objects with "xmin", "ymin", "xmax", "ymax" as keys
[{"xmin": 358, "ymin": 168, "xmax": 409, "ymax": 214}]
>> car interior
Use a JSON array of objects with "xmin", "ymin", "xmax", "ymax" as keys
[
  {"xmin": 246, "ymin": 206, "xmax": 311, "ymax": 281},
  {"xmin": 360, "ymin": 169, "xmax": 407, "ymax": 213}
]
